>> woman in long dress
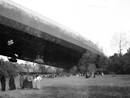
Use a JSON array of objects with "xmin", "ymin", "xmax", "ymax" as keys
[
  {"xmin": 36, "ymin": 75, "xmax": 42, "ymax": 89},
  {"xmin": 0, "ymin": 75, "xmax": 6, "ymax": 91},
  {"xmin": 27, "ymin": 75, "xmax": 33, "ymax": 89},
  {"xmin": 19, "ymin": 74, "xmax": 24, "ymax": 89},
  {"xmin": 33, "ymin": 75, "xmax": 37, "ymax": 89},
  {"xmin": 9, "ymin": 75, "xmax": 16, "ymax": 90},
  {"xmin": 22, "ymin": 76, "xmax": 28, "ymax": 89},
  {"xmin": 33, "ymin": 75, "xmax": 42, "ymax": 89}
]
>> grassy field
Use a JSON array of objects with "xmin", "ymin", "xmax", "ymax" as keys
[{"xmin": 0, "ymin": 75, "xmax": 130, "ymax": 98}]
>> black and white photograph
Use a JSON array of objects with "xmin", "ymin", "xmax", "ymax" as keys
[{"xmin": 0, "ymin": 0, "xmax": 130, "ymax": 98}]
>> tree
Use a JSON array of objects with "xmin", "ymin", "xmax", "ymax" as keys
[
  {"xmin": 69, "ymin": 66, "xmax": 78, "ymax": 75},
  {"xmin": 79, "ymin": 65, "xmax": 87, "ymax": 74},
  {"xmin": 56, "ymin": 68, "xmax": 63, "ymax": 74},
  {"xmin": 39, "ymin": 65, "xmax": 47, "ymax": 73},
  {"xmin": 109, "ymin": 53, "xmax": 123, "ymax": 74},
  {"xmin": 111, "ymin": 32, "xmax": 129, "ymax": 56},
  {"xmin": 107, "ymin": 47, "xmax": 130, "ymax": 74},
  {"xmin": 96, "ymin": 56, "xmax": 109, "ymax": 70},
  {"xmin": 77, "ymin": 50, "xmax": 97, "ymax": 67},
  {"xmin": 0, "ymin": 59, "xmax": 8, "ymax": 77},
  {"xmin": 24, "ymin": 61, "xmax": 32, "ymax": 73},
  {"xmin": 87, "ymin": 63, "xmax": 96, "ymax": 77},
  {"xmin": 127, "ymin": 47, "xmax": 130, "ymax": 53},
  {"xmin": 120, "ymin": 48, "xmax": 130, "ymax": 73},
  {"xmin": 46, "ymin": 66, "xmax": 54, "ymax": 74},
  {"xmin": 16, "ymin": 63, "xmax": 26, "ymax": 72},
  {"xmin": 0, "ymin": 59, "xmax": 19, "ymax": 77},
  {"xmin": 77, "ymin": 50, "xmax": 98, "ymax": 75}
]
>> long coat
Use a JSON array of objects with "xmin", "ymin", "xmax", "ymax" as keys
[
  {"xmin": 0, "ymin": 75, "xmax": 6, "ymax": 91},
  {"xmin": 22, "ymin": 77, "xmax": 28, "ymax": 89},
  {"xmin": 9, "ymin": 76, "xmax": 16, "ymax": 90},
  {"xmin": 19, "ymin": 75, "xmax": 24, "ymax": 88},
  {"xmin": 27, "ymin": 76, "xmax": 33, "ymax": 89}
]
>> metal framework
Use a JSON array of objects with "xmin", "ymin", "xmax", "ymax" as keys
[{"xmin": 0, "ymin": 0, "xmax": 104, "ymax": 69}]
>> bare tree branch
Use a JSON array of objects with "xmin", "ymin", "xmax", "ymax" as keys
[{"xmin": 111, "ymin": 32, "xmax": 128, "ymax": 56}]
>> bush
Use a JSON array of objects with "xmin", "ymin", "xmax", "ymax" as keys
[{"xmin": 0, "ymin": 59, "xmax": 18, "ymax": 77}]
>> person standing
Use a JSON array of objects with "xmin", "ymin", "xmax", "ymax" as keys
[
  {"xmin": 22, "ymin": 76, "xmax": 28, "ymax": 89},
  {"xmin": 101, "ymin": 72, "xmax": 104, "ymax": 76},
  {"xmin": 9, "ymin": 75, "xmax": 16, "ymax": 90},
  {"xmin": 36, "ymin": 75, "xmax": 42, "ymax": 89},
  {"xmin": 33, "ymin": 75, "xmax": 38, "ymax": 89},
  {"xmin": 0, "ymin": 75, "xmax": 6, "ymax": 91},
  {"xmin": 85, "ymin": 72, "xmax": 89, "ymax": 78},
  {"xmin": 27, "ymin": 75, "xmax": 33, "ymax": 89},
  {"xmin": 19, "ymin": 74, "xmax": 24, "ymax": 89}
]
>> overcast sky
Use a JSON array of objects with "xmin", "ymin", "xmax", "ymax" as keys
[{"xmin": 11, "ymin": 0, "xmax": 130, "ymax": 56}]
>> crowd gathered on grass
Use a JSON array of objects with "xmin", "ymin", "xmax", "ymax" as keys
[
  {"xmin": 0, "ymin": 73, "xmax": 60, "ymax": 92},
  {"xmin": 1, "ymin": 47, "xmax": 130, "ymax": 92},
  {"xmin": 0, "ymin": 70, "xmax": 105, "ymax": 92}
]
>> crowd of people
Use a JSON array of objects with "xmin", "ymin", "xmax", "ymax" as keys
[
  {"xmin": 0, "ymin": 75, "xmax": 16, "ymax": 91},
  {"xmin": 19, "ymin": 74, "xmax": 42, "ymax": 90},
  {"xmin": 0, "ymin": 74, "xmax": 43, "ymax": 91},
  {"xmin": 0, "ymin": 72, "xmax": 102, "ymax": 91}
]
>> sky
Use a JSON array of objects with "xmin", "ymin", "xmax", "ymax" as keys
[{"xmin": 9, "ymin": 0, "xmax": 130, "ymax": 56}]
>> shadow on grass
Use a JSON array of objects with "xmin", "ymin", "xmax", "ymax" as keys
[{"xmin": 0, "ymin": 85, "xmax": 130, "ymax": 98}]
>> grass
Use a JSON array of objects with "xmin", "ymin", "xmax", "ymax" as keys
[
  {"xmin": 44, "ymin": 85, "xmax": 130, "ymax": 98},
  {"xmin": 0, "ymin": 75, "xmax": 130, "ymax": 98}
]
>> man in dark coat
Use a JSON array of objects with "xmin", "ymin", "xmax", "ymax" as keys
[
  {"xmin": 0, "ymin": 75, "xmax": 6, "ymax": 91},
  {"xmin": 9, "ymin": 75, "xmax": 16, "ymax": 90}
]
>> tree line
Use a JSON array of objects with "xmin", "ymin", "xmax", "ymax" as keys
[
  {"xmin": 69, "ymin": 32, "xmax": 130, "ymax": 75},
  {"xmin": 0, "ymin": 59, "xmax": 64, "ymax": 77},
  {"xmin": 69, "ymin": 47, "xmax": 130, "ymax": 75},
  {"xmin": 1, "ymin": 48, "xmax": 130, "ymax": 77}
]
